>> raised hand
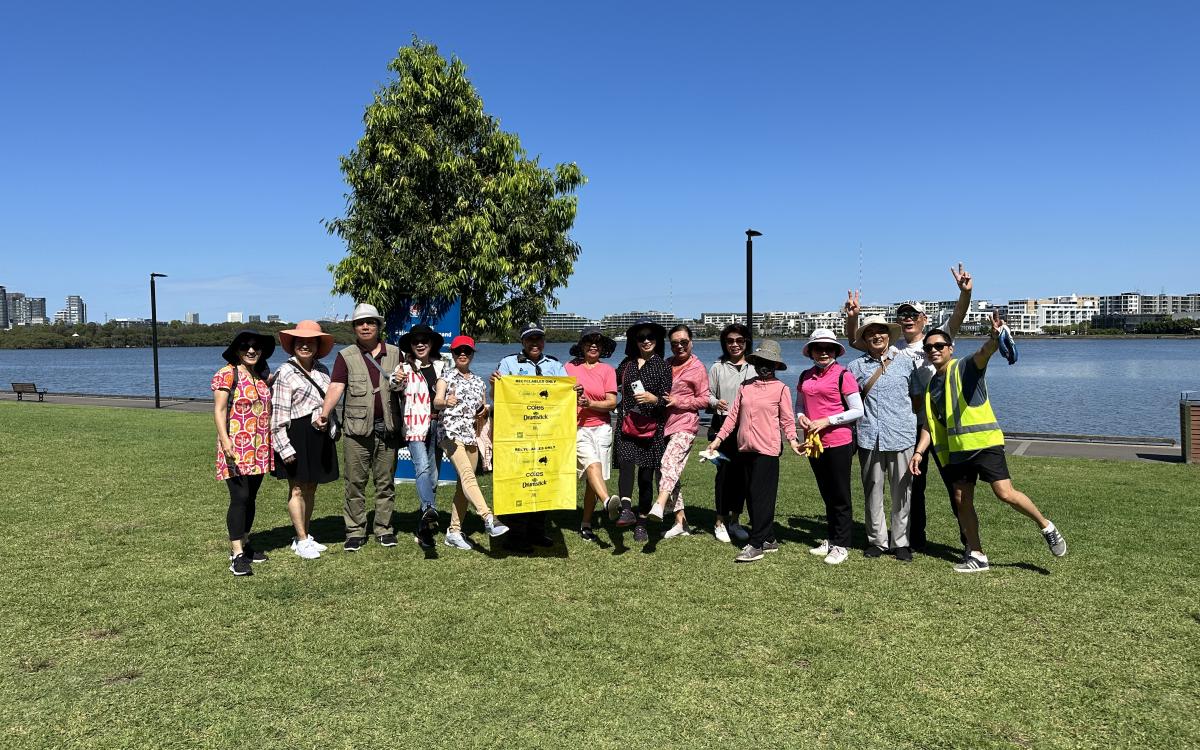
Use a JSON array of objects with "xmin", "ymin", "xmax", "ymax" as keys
[
  {"xmin": 951, "ymin": 263, "xmax": 973, "ymax": 292},
  {"xmin": 991, "ymin": 310, "xmax": 1005, "ymax": 335},
  {"xmin": 843, "ymin": 289, "xmax": 861, "ymax": 316}
]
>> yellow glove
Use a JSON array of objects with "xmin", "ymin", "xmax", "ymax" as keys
[{"xmin": 803, "ymin": 432, "xmax": 824, "ymax": 458}]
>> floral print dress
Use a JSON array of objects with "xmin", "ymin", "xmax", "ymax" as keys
[{"xmin": 211, "ymin": 364, "xmax": 273, "ymax": 480}]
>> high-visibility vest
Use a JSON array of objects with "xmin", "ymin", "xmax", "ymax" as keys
[{"xmin": 924, "ymin": 358, "xmax": 1005, "ymax": 463}]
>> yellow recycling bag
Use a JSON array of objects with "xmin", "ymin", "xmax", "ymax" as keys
[{"xmin": 492, "ymin": 376, "xmax": 578, "ymax": 515}]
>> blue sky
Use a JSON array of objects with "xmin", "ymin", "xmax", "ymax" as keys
[{"xmin": 1, "ymin": 1, "xmax": 1197, "ymax": 323}]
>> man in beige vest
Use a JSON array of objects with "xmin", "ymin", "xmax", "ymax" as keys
[{"xmin": 317, "ymin": 303, "xmax": 404, "ymax": 551}]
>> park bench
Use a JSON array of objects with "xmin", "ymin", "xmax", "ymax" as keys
[{"xmin": 11, "ymin": 382, "xmax": 48, "ymax": 402}]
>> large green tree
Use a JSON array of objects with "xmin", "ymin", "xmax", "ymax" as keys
[{"xmin": 327, "ymin": 39, "xmax": 586, "ymax": 336}]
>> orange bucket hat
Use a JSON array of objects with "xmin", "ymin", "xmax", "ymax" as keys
[{"xmin": 278, "ymin": 320, "xmax": 335, "ymax": 358}]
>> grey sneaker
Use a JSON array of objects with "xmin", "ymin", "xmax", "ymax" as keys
[
  {"xmin": 604, "ymin": 495, "xmax": 622, "ymax": 521},
  {"xmin": 954, "ymin": 555, "xmax": 991, "ymax": 573},
  {"xmin": 443, "ymin": 531, "xmax": 472, "ymax": 550},
  {"xmin": 484, "ymin": 515, "xmax": 510, "ymax": 537},
  {"xmin": 762, "ymin": 540, "xmax": 780, "ymax": 554},
  {"xmin": 735, "ymin": 544, "xmax": 764, "ymax": 563},
  {"xmin": 1041, "ymin": 524, "xmax": 1067, "ymax": 557}
]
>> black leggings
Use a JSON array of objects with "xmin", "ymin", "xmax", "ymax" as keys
[
  {"xmin": 225, "ymin": 474, "xmax": 263, "ymax": 541},
  {"xmin": 741, "ymin": 452, "xmax": 779, "ymax": 548},
  {"xmin": 809, "ymin": 443, "xmax": 854, "ymax": 548},
  {"xmin": 618, "ymin": 460, "xmax": 657, "ymax": 515},
  {"xmin": 713, "ymin": 422, "xmax": 748, "ymax": 519}
]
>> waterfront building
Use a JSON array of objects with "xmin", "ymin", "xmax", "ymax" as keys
[
  {"xmin": 266, "ymin": 314, "xmax": 282, "ymax": 323},
  {"xmin": 25, "ymin": 297, "xmax": 48, "ymax": 325},
  {"xmin": 248, "ymin": 314, "xmax": 262, "ymax": 323},
  {"xmin": 0, "ymin": 285, "xmax": 7, "ymax": 329},
  {"xmin": 1006, "ymin": 295, "xmax": 1099, "ymax": 334},
  {"xmin": 226, "ymin": 312, "xmax": 243, "ymax": 324},
  {"xmin": 542, "ymin": 311, "xmax": 597, "ymax": 330},
  {"xmin": 600, "ymin": 310, "xmax": 682, "ymax": 334},
  {"xmin": 57, "ymin": 295, "xmax": 87, "ymax": 326},
  {"xmin": 185, "ymin": 312, "xmax": 200, "ymax": 324},
  {"xmin": 797, "ymin": 310, "xmax": 845, "ymax": 336},
  {"xmin": 7, "ymin": 292, "xmax": 27, "ymax": 326}
]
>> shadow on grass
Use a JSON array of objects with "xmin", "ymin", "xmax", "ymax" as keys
[
  {"xmin": 993, "ymin": 561, "xmax": 1052, "ymax": 575},
  {"xmin": 1136, "ymin": 452, "xmax": 1182, "ymax": 463}
]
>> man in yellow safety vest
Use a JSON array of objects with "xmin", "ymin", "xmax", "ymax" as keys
[{"xmin": 909, "ymin": 311, "xmax": 1068, "ymax": 573}]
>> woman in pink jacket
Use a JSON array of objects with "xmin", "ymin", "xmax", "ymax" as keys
[
  {"xmin": 648, "ymin": 325, "xmax": 711, "ymax": 539},
  {"xmin": 705, "ymin": 339, "xmax": 803, "ymax": 563}
]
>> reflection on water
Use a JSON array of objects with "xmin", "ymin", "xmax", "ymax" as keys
[{"xmin": 1, "ymin": 338, "xmax": 1197, "ymax": 439}]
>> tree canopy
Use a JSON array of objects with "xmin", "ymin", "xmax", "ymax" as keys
[{"xmin": 327, "ymin": 39, "xmax": 586, "ymax": 336}]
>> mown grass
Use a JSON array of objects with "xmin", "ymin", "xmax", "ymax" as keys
[{"xmin": 0, "ymin": 402, "xmax": 1197, "ymax": 749}]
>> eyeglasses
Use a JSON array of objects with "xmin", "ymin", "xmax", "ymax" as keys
[
  {"xmin": 670, "ymin": 339, "xmax": 691, "ymax": 348},
  {"xmin": 922, "ymin": 342, "xmax": 951, "ymax": 352},
  {"xmin": 636, "ymin": 335, "xmax": 657, "ymax": 343},
  {"xmin": 724, "ymin": 337, "xmax": 746, "ymax": 345}
]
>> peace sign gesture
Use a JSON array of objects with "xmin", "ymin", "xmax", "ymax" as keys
[
  {"xmin": 843, "ymin": 289, "xmax": 861, "ymax": 316},
  {"xmin": 950, "ymin": 263, "xmax": 973, "ymax": 292}
]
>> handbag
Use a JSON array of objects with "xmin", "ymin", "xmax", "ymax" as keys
[{"xmin": 621, "ymin": 410, "xmax": 658, "ymax": 439}]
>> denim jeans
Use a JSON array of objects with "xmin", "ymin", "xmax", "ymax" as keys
[{"xmin": 407, "ymin": 431, "xmax": 441, "ymax": 511}]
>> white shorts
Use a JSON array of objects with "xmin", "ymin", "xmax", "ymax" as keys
[{"xmin": 576, "ymin": 424, "xmax": 613, "ymax": 479}]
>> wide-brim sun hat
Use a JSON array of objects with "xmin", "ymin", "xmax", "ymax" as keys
[
  {"xmin": 802, "ymin": 328, "xmax": 846, "ymax": 359},
  {"xmin": 350, "ymin": 302, "xmax": 385, "ymax": 326},
  {"xmin": 397, "ymin": 323, "xmax": 445, "ymax": 354},
  {"xmin": 222, "ymin": 329, "xmax": 276, "ymax": 365},
  {"xmin": 570, "ymin": 325, "xmax": 617, "ymax": 359},
  {"xmin": 854, "ymin": 315, "xmax": 903, "ymax": 349},
  {"xmin": 278, "ymin": 320, "xmax": 335, "ymax": 358},
  {"xmin": 746, "ymin": 339, "xmax": 787, "ymax": 371},
  {"xmin": 624, "ymin": 318, "xmax": 667, "ymax": 358}
]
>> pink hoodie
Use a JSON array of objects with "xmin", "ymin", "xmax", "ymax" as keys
[{"xmin": 664, "ymin": 354, "xmax": 711, "ymax": 436}]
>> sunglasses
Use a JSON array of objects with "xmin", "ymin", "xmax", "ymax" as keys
[
  {"xmin": 724, "ymin": 336, "xmax": 746, "ymax": 345},
  {"xmin": 922, "ymin": 342, "xmax": 951, "ymax": 352},
  {"xmin": 411, "ymin": 339, "xmax": 431, "ymax": 347},
  {"xmin": 451, "ymin": 348, "xmax": 474, "ymax": 357},
  {"xmin": 670, "ymin": 339, "xmax": 691, "ymax": 348},
  {"xmin": 810, "ymin": 345, "xmax": 839, "ymax": 355},
  {"xmin": 865, "ymin": 329, "xmax": 890, "ymax": 338},
  {"xmin": 897, "ymin": 312, "xmax": 921, "ymax": 321},
  {"xmin": 636, "ymin": 334, "xmax": 657, "ymax": 343},
  {"xmin": 237, "ymin": 342, "xmax": 261, "ymax": 352}
]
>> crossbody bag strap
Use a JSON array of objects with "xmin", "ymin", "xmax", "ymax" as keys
[
  {"xmin": 860, "ymin": 356, "xmax": 892, "ymax": 398},
  {"xmin": 287, "ymin": 359, "xmax": 327, "ymax": 399}
]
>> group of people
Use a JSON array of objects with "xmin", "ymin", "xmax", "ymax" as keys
[{"xmin": 211, "ymin": 265, "xmax": 1068, "ymax": 576}]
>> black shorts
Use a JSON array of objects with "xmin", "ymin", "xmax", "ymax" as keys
[{"xmin": 938, "ymin": 446, "xmax": 1010, "ymax": 486}]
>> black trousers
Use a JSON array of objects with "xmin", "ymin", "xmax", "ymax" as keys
[
  {"xmin": 618, "ymin": 460, "xmax": 657, "ymax": 515},
  {"xmin": 712, "ymin": 419, "xmax": 748, "ymax": 519},
  {"xmin": 225, "ymin": 474, "xmax": 263, "ymax": 541},
  {"xmin": 741, "ymin": 452, "xmax": 779, "ymax": 548},
  {"xmin": 927, "ymin": 452, "xmax": 968, "ymax": 547},
  {"xmin": 809, "ymin": 442, "xmax": 854, "ymax": 548},
  {"xmin": 503, "ymin": 510, "xmax": 548, "ymax": 544}
]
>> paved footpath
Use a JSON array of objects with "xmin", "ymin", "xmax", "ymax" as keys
[{"xmin": 1, "ymin": 391, "xmax": 1187, "ymax": 463}]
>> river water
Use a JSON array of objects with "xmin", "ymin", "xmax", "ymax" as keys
[{"xmin": 2, "ymin": 339, "xmax": 1196, "ymax": 439}]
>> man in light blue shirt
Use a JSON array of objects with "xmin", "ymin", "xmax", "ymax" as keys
[{"xmin": 491, "ymin": 322, "xmax": 567, "ymax": 552}]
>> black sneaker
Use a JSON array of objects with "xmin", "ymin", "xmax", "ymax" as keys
[
  {"xmin": 616, "ymin": 499, "xmax": 637, "ymax": 528},
  {"xmin": 954, "ymin": 554, "xmax": 990, "ymax": 573},
  {"xmin": 579, "ymin": 526, "xmax": 599, "ymax": 543},
  {"xmin": 415, "ymin": 509, "xmax": 439, "ymax": 549},
  {"xmin": 377, "ymin": 533, "xmax": 398, "ymax": 548},
  {"xmin": 343, "ymin": 537, "xmax": 367, "ymax": 552},
  {"xmin": 894, "ymin": 546, "xmax": 913, "ymax": 562},
  {"xmin": 229, "ymin": 553, "xmax": 253, "ymax": 576},
  {"xmin": 243, "ymin": 545, "xmax": 268, "ymax": 563},
  {"xmin": 633, "ymin": 525, "xmax": 649, "ymax": 543},
  {"xmin": 864, "ymin": 545, "xmax": 887, "ymax": 559}
]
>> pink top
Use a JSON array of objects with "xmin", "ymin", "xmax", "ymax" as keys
[
  {"xmin": 211, "ymin": 365, "xmax": 274, "ymax": 481},
  {"xmin": 797, "ymin": 363, "xmax": 860, "ymax": 449},
  {"xmin": 715, "ymin": 377, "xmax": 797, "ymax": 456},
  {"xmin": 663, "ymin": 354, "xmax": 711, "ymax": 436},
  {"xmin": 565, "ymin": 360, "xmax": 618, "ymax": 428}
]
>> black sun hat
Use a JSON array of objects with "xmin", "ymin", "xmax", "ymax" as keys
[
  {"xmin": 397, "ymin": 324, "xmax": 446, "ymax": 354},
  {"xmin": 570, "ymin": 325, "xmax": 617, "ymax": 359},
  {"xmin": 222, "ymin": 329, "xmax": 276, "ymax": 366}
]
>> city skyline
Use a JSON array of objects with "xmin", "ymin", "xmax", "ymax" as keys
[{"xmin": 2, "ymin": 4, "xmax": 1197, "ymax": 323}]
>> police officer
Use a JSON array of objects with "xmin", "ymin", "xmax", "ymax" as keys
[{"xmin": 491, "ymin": 322, "xmax": 568, "ymax": 552}]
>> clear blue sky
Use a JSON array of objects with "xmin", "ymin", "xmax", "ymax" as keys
[{"xmin": 2, "ymin": 1, "xmax": 1197, "ymax": 323}]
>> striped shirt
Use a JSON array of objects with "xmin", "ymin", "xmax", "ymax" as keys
[{"xmin": 270, "ymin": 359, "xmax": 331, "ymax": 460}]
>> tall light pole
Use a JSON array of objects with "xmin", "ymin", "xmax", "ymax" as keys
[
  {"xmin": 745, "ymin": 229, "xmax": 761, "ymax": 340},
  {"xmin": 150, "ymin": 273, "xmax": 168, "ymax": 408}
]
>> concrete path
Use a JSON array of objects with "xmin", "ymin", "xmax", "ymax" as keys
[{"xmin": 1, "ymin": 391, "xmax": 1188, "ymax": 463}]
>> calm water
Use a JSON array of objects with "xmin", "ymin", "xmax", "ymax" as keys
[{"xmin": 2, "ymin": 339, "xmax": 1196, "ymax": 439}]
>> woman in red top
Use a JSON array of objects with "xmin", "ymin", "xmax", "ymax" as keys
[
  {"xmin": 796, "ymin": 329, "xmax": 863, "ymax": 566},
  {"xmin": 706, "ymin": 339, "xmax": 802, "ymax": 563}
]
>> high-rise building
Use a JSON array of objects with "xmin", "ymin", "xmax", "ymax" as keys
[
  {"xmin": 227, "ymin": 312, "xmax": 243, "ymax": 324},
  {"xmin": 266, "ymin": 314, "xmax": 282, "ymax": 323},
  {"xmin": 58, "ymin": 295, "xmax": 87, "ymax": 325},
  {"xmin": 0, "ymin": 285, "xmax": 7, "ymax": 329},
  {"xmin": 185, "ymin": 312, "xmax": 200, "ymax": 324},
  {"xmin": 248, "ymin": 314, "xmax": 262, "ymax": 323},
  {"xmin": 7, "ymin": 292, "xmax": 26, "ymax": 326},
  {"xmin": 27, "ymin": 298, "xmax": 47, "ymax": 325}
]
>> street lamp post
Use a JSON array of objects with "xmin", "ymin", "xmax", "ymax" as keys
[
  {"xmin": 745, "ymin": 229, "xmax": 762, "ymax": 340},
  {"xmin": 150, "ymin": 273, "xmax": 168, "ymax": 408}
]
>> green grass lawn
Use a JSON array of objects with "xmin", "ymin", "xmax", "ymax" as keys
[{"xmin": 1, "ymin": 402, "xmax": 1197, "ymax": 749}]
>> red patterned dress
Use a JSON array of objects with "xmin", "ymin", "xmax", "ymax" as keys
[{"xmin": 211, "ymin": 364, "xmax": 274, "ymax": 481}]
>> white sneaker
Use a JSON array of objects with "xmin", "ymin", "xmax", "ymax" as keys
[
  {"xmin": 483, "ymin": 515, "xmax": 510, "ymax": 537},
  {"xmin": 290, "ymin": 537, "xmax": 300, "ymax": 552},
  {"xmin": 294, "ymin": 538, "xmax": 321, "ymax": 560},
  {"xmin": 307, "ymin": 536, "xmax": 328, "ymax": 552},
  {"xmin": 663, "ymin": 523, "xmax": 690, "ymax": 540},
  {"xmin": 714, "ymin": 524, "xmax": 731, "ymax": 544},
  {"xmin": 604, "ymin": 495, "xmax": 621, "ymax": 521},
  {"xmin": 824, "ymin": 545, "xmax": 848, "ymax": 565},
  {"xmin": 648, "ymin": 503, "xmax": 665, "ymax": 520},
  {"xmin": 810, "ymin": 540, "xmax": 830, "ymax": 556},
  {"xmin": 444, "ymin": 531, "xmax": 472, "ymax": 550}
]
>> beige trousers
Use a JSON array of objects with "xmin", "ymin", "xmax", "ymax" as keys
[{"xmin": 440, "ymin": 439, "xmax": 493, "ymax": 533}]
